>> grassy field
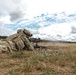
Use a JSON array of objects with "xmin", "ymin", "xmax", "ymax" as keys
[{"xmin": 0, "ymin": 42, "xmax": 76, "ymax": 75}]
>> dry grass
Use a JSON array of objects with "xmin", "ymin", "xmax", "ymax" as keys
[{"xmin": 0, "ymin": 42, "xmax": 76, "ymax": 75}]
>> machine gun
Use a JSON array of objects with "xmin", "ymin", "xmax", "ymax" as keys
[
  {"xmin": 30, "ymin": 38, "xmax": 47, "ymax": 49},
  {"xmin": 30, "ymin": 38, "xmax": 41, "ymax": 43}
]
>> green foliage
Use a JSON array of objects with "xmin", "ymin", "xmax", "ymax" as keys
[{"xmin": 0, "ymin": 36, "xmax": 7, "ymax": 39}]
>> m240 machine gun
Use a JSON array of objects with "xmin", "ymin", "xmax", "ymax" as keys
[{"xmin": 30, "ymin": 38, "xmax": 47, "ymax": 49}]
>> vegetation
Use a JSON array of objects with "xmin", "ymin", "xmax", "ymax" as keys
[
  {"xmin": 0, "ymin": 36, "xmax": 7, "ymax": 39},
  {"xmin": 0, "ymin": 42, "xmax": 76, "ymax": 75}
]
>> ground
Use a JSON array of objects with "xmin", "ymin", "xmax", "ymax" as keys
[{"xmin": 0, "ymin": 42, "xmax": 76, "ymax": 75}]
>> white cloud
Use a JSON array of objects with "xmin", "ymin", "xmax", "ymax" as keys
[
  {"xmin": 0, "ymin": 0, "xmax": 26, "ymax": 22},
  {"xmin": 23, "ymin": 0, "xmax": 76, "ymax": 18},
  {"xmin": 33, "ymin": 22, "xmax": 76, "ymax": 41},
  {"xmin": 2, "ymin": 12, "xmax": 76, "ymax": 42},
  {"xmin": 39, "ymin": 25, "xmax": 65, "ymax": 36},
  {"xmin": 0, "ymin": 25, "xmax": 15, "ymax": 36},
  {"xmin": 0, "ymin": 0, "xmax": 76, "ymax": 21},
  {"xmin": 0, "ymin": 0, "xmax": 76, "ymax": 42},
  {"xmin": 0, "ymin": 16, "xmax": 12, "ymax": 24}
]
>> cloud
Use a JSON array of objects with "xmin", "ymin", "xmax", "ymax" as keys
[
  {"xmin": 0, "ymin": 0, "xmax": 76, "ymax": 42},
  {"xmin": 0, "ymin": 0, "xmax": 26, "ymax": 22},
  {"xmin": 9, "ymin": 10, "xmax": 24, "ymax": 21},
  {"xmin": 37, "ymin": 23, "xmax": 72, "ymax": 40},
  {"xmin": 32, "ymin": 22, "xmax": 76, "ymax": 42},
  {"xmin": 71, "ymin": 27, "xmax": 76, "ymax": 34},
  {"xmin": 0, "ymin": 0, "xmax": 76, "ymax": 22},
  {"xmin": 24, "ymin": 0, "xmax": 76, "ymax": 18},
  {"xmin": 0, "ymin": 24, "xmax": 15, "ymax": 36},
  {"xmin": 3, "ymin": 13, "xmax": 76, "ymax": 41}
]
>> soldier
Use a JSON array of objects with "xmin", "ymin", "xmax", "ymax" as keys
[{"xmin": 0, "ymin": 29, "xmax": 34, "ymax": 53}]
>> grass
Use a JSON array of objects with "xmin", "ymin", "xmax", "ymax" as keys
[{"xmin": 0, "ymin": 42, "xmax": 76, "ymax": 75}]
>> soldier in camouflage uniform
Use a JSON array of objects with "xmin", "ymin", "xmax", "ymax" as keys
[{"xmin": 0, "ymin": 29, "xmax": 34, "ymax": 53}]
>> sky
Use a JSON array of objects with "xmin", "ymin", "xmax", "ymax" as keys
[{"xmin": 0, "ymin": 0, "xmax": 76, "ymax": 41}]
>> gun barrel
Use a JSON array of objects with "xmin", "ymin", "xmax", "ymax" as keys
[{"xmin": 30, "ymin": 38, "xmax": 41, "ymax": 43}]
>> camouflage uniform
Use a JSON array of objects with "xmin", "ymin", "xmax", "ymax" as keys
[{"xmin": 0, "ymin": 29, "xmax": 34, "ymax": 53}]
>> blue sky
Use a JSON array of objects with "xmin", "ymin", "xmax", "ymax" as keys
[{"xmin": 0, "ymin": 0, "xmax": 76, "ymax": 41}]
